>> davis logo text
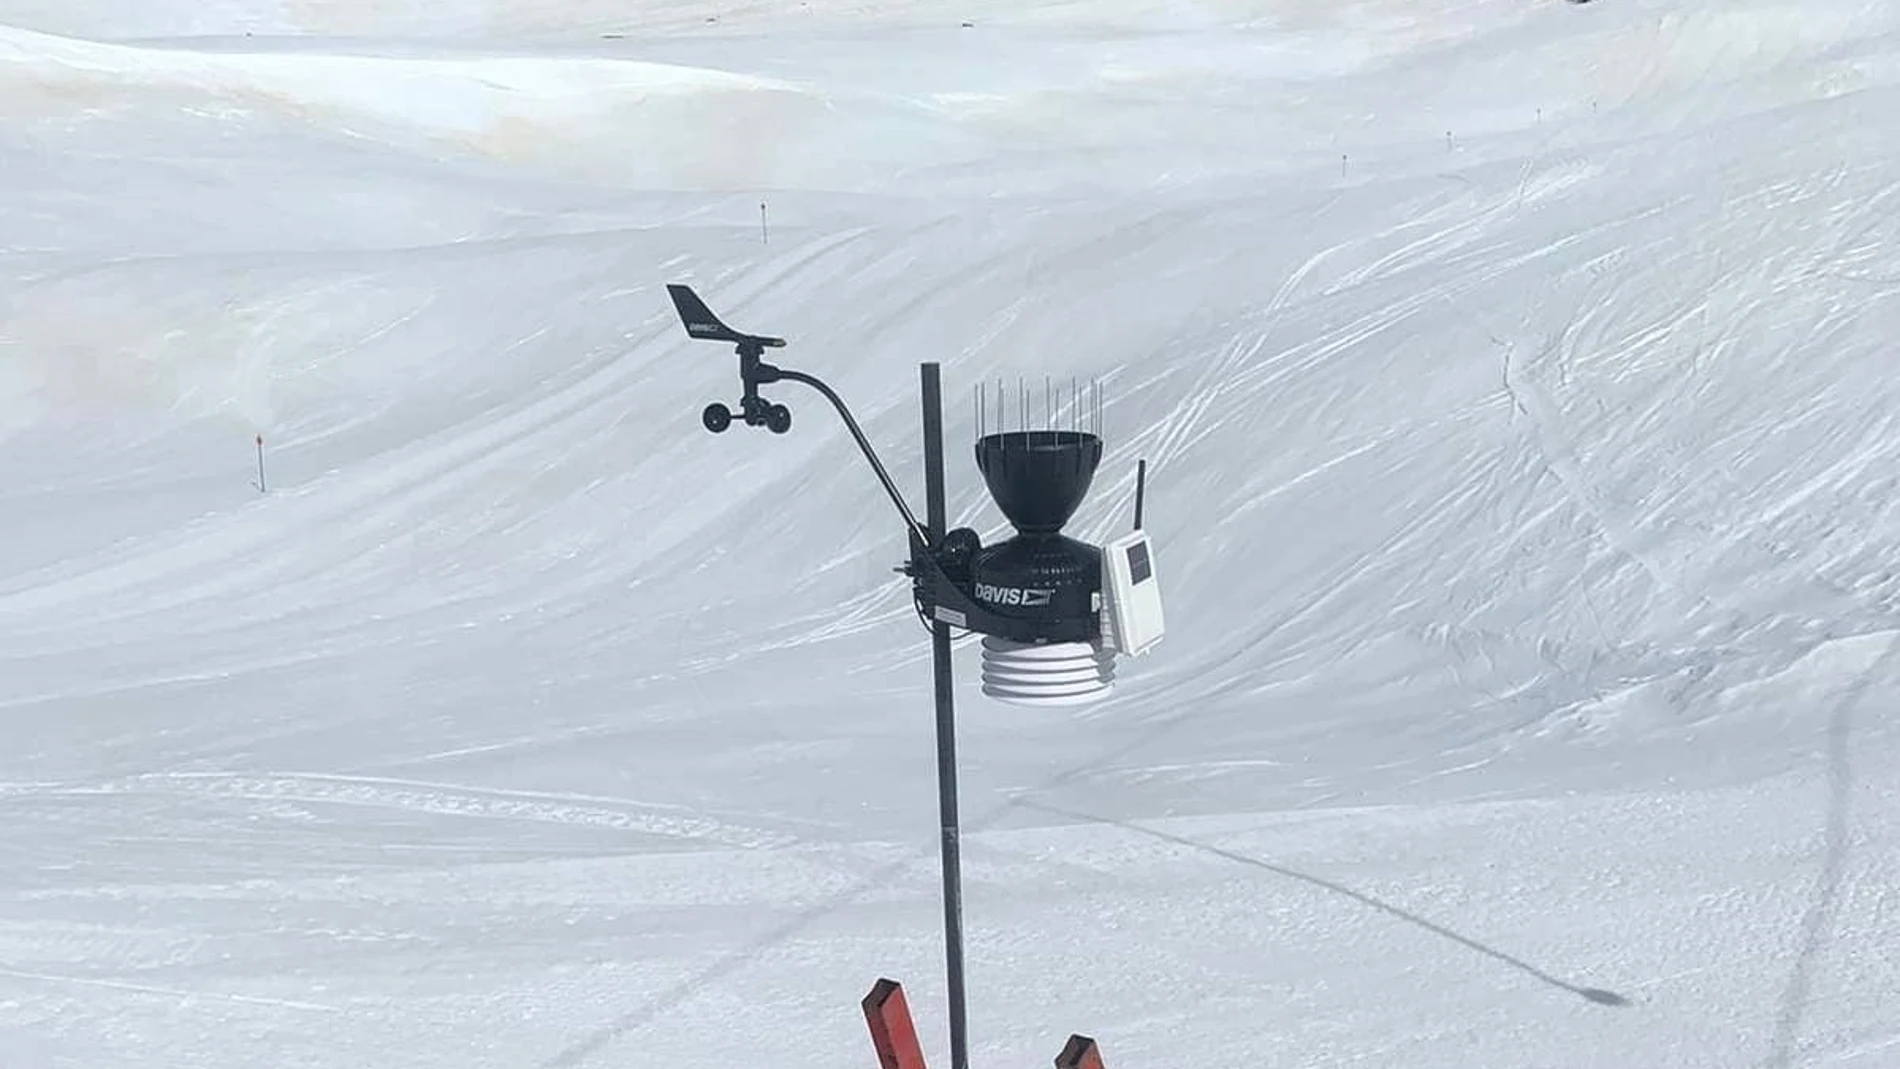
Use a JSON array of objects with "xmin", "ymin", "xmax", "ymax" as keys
[{"xmin": 974, "ymin": 583, "xmax": 1054, "ymax": 608}]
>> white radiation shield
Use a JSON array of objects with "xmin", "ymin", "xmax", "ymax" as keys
[{"xmin": 979, "ymin": 635, "xmax": 1116, "ymax": 705}]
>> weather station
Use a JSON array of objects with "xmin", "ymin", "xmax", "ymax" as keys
[{"xmin": 665, "ymin": 282, "xmax": 1165, "ymax": 1069}]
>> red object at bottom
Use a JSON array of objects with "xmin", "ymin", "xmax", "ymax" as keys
[
  {"xmin": 862, "ymin": 978, "xmax": 928, "ymax": 1069},
  {"xmin": 1056, "ymin": 1034, "xmax": 1105, "ymax": 1069}
]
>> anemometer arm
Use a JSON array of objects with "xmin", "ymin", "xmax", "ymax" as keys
[
  {"xmin": 666, "ymin": 283, "xmax": 928, "ymax": 548},
  {"xmin": 766, "ymin": 366, "xmax": 927, "ymax": 542}
]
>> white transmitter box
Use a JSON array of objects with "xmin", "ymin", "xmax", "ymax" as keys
[{"xmin": 1101, "ymin": 529, "xmax": 1164, "ymax": 656}]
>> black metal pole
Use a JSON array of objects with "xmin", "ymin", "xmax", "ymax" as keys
[{"xmin": 919, "ymin": 361, "xmax": 968, "ymax": 1069}]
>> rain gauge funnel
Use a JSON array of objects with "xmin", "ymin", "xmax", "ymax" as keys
[
  {"xmin": 971, "ymin": 431, "xmax": 1116, "ymax": 705},
  {"xmin": 976, "ymin": 430, "xmax": 1101, "ymax": 533}
]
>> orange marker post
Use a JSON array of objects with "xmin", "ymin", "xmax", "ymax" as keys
[
  {"xmin": 1055, "ymin": 1034, "xmax": 1105, "ymax": 1069},
  {"xmin": 862, "ymin": 978, "xmax": 927, "ymax": 1069}
]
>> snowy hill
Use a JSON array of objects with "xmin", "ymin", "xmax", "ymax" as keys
[{"xmin": 4, "ymin": 0, "xmax": 1900, "ymax": 1066}]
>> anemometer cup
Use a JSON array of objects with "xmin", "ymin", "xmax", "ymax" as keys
[{"xmin": 702, "ymin": 399, "xmax": 791, "ymax": 434}]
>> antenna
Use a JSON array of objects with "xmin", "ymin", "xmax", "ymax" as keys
[{"xmin": 1133, "ymin": 459, "xmax": 1146, "ymax": 531}]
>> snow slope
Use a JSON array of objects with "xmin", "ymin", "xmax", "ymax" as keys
[{"xmin": 4, "ymin": 0, "xmax": 1900, "ymax": 1065}]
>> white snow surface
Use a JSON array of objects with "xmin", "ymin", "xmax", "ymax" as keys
[{"xmin": 5, "ymin": 0, "xmax": 1900, "ymax": 1065}]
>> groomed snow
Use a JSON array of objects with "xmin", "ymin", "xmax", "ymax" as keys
[{"xmin": 4, "ymin": 0, "xmax": 1900, "ymax": 1066}]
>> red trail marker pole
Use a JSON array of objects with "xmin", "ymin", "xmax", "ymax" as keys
[
  {"xmin": 862, "ymin": 978, "xmax": 928, "ymax": 1069},
  {"xmin": 1055, "ymin": 1034, "xmax": 1106, "ymax": 1069}
]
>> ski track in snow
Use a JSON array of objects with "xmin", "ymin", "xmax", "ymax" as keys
[{"xmin": 14, "ymin": 772, "xmax": 803, "ymax": 851}]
